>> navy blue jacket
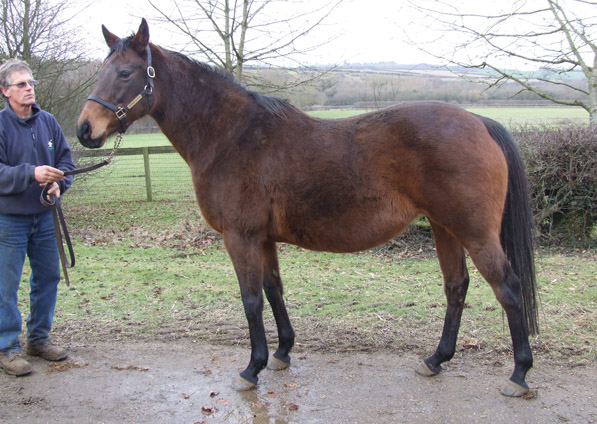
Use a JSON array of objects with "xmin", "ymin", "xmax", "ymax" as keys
[{"xmin": 0, "ymin": 102, "xmax": 75, "ymax": 215}]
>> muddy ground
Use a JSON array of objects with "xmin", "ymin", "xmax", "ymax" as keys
[{"xmin": 1, "ymin": 335, "xmax": 596, "ymax": 424}]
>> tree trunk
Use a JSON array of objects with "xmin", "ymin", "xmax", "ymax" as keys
[
  {"xmin": 589, "ymin": 71, "xmax": 597, "ymax": 126},
  {"xmin": 22, "ymin": 0, "xmax": 31, "ymax": 60}
]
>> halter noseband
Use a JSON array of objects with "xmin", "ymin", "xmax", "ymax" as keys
[{"xmin": 88, "ymin": 45, "xmax": 155, "ymax": 133}]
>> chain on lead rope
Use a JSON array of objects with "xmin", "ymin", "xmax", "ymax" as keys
[{"xmin": 106, "ymin": 133, "xmax": 123, "ymax": 163}]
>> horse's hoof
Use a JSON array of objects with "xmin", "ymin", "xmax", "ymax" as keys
[
  {"xmin": 500, "ymin": 380, "xmax": 529, "ymax": 397},
  {"xmin": 415, "ymin": 361, "xmax": 439, "ymax": 377},
  {"xmin": 232, "ymin": 375, "xmax": 256, "ymax": 391},
  {"xmin": 267, "ymin": 355, "xmax": 290, "ymax": 371}
]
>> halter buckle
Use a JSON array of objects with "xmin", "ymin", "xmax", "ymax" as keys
[{"xmin": 115, "ymin": 107, "xmax": 127, "ymax": 121}]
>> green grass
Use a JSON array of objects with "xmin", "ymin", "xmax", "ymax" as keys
[
  {"xmin": 52, "ymin": 243, "xmax": 239, "ymax": 329},
  {"xmin": 69, "ymin": 149, "xmax": 195, "ymax": 203},
  {"xmin": 98, "ymin": 132, "xmax": 171, "ymax": 149}
]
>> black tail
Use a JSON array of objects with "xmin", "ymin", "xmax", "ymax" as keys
[{"xmin": 479, "ymin": 115, "xmax": 539, "ymax": 335}]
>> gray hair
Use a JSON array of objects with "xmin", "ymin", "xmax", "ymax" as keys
[{"xmin": 0, "ymin": 58, "xmax": 33, "ymax": 89}]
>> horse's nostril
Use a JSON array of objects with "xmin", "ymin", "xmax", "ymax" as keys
[{"xmin": 76, "ymin": 120, "xmax": 91, "ymax": 142}]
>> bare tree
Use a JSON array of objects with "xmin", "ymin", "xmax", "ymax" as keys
[
  {"xmin": 146, "ymin": 0, "xmax": 342, "ymax": 89},
  {"xmin": 407, "ymin": 0, "xmax": 597, "ymax": 125},
  {"xmin": 0, "ymin": 0, "xmax": 98, "ymax": 134}
]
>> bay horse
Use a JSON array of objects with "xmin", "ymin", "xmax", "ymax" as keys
[{"xmin": 76, "ymin": 19, "xmax": 538, "ymax": 397}]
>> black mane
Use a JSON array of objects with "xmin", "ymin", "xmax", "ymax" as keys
[
  {"xmin": 167, "ymin": 49, "xmax": 295, "ymax": 118},
  {"xmin": 249, "ymin": 92, "xmax": 294, "ymax": 118}
]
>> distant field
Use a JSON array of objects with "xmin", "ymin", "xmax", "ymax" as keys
[
  {"xmin": 466, "ymin": 106, "xmax": 588, "ymax": 125},
  {"xmin": 309, "ymin": 106, "xmax": 589, "ymax": 126}
]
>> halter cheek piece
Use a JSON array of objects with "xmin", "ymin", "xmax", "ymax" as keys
[{"xmin": 88, "ymin": 45, "xmax": 155, "ymax": 133}]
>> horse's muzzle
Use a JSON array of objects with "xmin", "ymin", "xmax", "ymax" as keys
[{"xmin": 76, "ymin": 119, "xmax": 105, "ymax": 148}]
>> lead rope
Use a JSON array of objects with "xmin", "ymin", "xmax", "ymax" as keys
[{"xmin": 42, "ymin": 133, "xmax": 124, "ymax": 286}]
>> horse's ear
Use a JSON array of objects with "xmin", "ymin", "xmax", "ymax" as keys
[
  {"xmin": 102, "ymin": 25, "xmax": 120, "ymax": 48},
  {"xmin": 130, "ymin": 18, "xmax": 150, "ymax": 53}
]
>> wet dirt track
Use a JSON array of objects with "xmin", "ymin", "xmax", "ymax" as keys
[{"xmin": 1, "ymin": 340, "xmax": 596, "ymax": 423}]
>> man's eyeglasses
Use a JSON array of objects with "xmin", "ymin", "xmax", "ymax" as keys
[{"xmin": 8, "ymin": 80, "xmax": 37, "ymax": 89}]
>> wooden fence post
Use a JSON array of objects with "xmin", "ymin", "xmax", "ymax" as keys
[
  {"xmin": 76, "ymin": 145, "xmax": 181, "ymax": 202},
  {"xmin": 143, "ymin": 147, "xmax": 153, "ymax": 202}
]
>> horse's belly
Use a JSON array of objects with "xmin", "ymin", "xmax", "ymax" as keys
[{"xmin": 274, "ymin": 198, "xmax": 419, "ymax": 253}]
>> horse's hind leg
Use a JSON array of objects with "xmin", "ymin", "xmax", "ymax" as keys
[
  {"xmin": 467, "ymin": 238, "xmax": 533, "ymax": 397},
  {"xmin": 417, "ymin": 222, "xmax": 470, "ymax": 377},
  {"xmin": 262, "ymin": 241, "xmax": 295, "ymax": 370}
]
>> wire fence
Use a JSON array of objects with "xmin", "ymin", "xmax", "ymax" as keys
[{"xmin": 67, "ymin": 147, "xmax": 196, "ymax": 204}]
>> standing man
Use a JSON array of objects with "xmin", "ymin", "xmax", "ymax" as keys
[{"xmin": 0, "ymin": 59, "xmax": 75, "ymax": 376}]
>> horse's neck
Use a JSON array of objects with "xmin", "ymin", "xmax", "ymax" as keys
[{"xmin": 150, "ymin": 56, "xmax": 251, "ymax": 162}]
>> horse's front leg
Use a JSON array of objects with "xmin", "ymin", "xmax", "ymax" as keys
[{"xmin": 224, "ymin": 233, "xmax": 269, "ymax": 391}]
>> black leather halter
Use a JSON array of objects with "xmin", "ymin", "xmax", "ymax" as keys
[{"xmin": 88, "ymin": 45, "xmax": 155, "ymax": 133}]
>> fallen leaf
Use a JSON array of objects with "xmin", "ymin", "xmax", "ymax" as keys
[
  {"xmin": 45, "ymin": 360, "xmax": 88, "ymax": 374},
  {"xmin": 201, "ymin": 406, "xmax": 218, "ymax": 415},
  {"xmin": 522, "ymin": 388, "xmax": 539, "ymax": 400},
  {"xmin": 289, "ymin": 403, "xmax": 299, "ymax": 411},
  {"xmin": 461, "ymin": 338, "xmax": 481, "ymax": 350},
  {"xmin": 110, "ymin": 364, "xmax": 149, "ymax": 371}
]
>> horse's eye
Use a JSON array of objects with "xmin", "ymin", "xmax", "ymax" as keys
[{"xmin": 119, "ymin": 70, "xmax": 132, "ymax": 79}]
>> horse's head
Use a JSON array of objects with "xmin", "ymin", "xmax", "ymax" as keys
[{"xmin": 76, "ymin": 19, "xmax": 155, "ymax": 148}]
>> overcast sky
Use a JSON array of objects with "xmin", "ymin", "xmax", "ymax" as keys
[
  {"xmin": 79, "ymin": 0, "xmax": 448, "ymax": 64},
  {"xmin": 78, "ymin": 0, "xmax": 596, "ymax": 68}
]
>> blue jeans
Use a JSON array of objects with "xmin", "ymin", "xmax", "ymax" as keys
[{"xmin": 0, "ymin": 212, "xmax": 61, "ymax": 354}]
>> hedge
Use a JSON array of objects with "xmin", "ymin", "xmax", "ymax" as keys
[{"xmin": 513, "ymin": 124, "xmax": 596, "ymax": 247}]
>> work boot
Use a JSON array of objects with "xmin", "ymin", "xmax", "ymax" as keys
[
  {"xmin": 26, "ymin": 340, "xmax": 67, "ymax": 361},
  {"xmin": 0, "ymin": 352, "xmax": 32, "ymax": 376}
]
